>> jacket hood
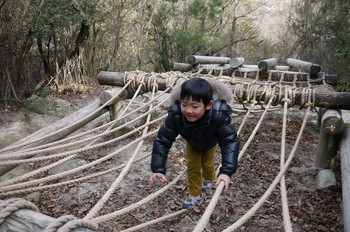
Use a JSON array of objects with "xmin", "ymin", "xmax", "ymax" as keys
[{"xmin": 170, "ymin": 78, "xmax": 232, "ymax": 104}]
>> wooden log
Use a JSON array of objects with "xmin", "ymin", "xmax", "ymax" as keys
[
  {"xmin": 229, "ymin": 57, "xmax": 245, "ymax": 68},
  {"xmin": 97, "ymin": 71, "xmax": 169, "ymax": 91},
  {"xmin": 99, "ymin": 88, "xmax": 129, "ymax": 105},
  {"xmin": 0, "ymin": 200, "xmax": 94, "ymax": 232},
  {"xmin": 96, "ymin": 71, "xmax": 350, "ymax": 110},
  {"xmin": 258, "ymin": 58, "xmax": 277, "ymax": 71},
  {"xmin": 315, "ymin": 84, "xmax": 343, "ymax": 168},
  {"xmin": 186, "ymin": 55, "xmax": 230, "ymax": 65},
  {"xmin": 111, "ymin": 101, "xmax": 124, "ymax": 138},
  {"xmin": 320, "ymin": 109, "xmax": 344, "ymax": 134},
  {"xmin": 0, "ymin": 100, "xmax": 108, "ymax": 177},
  {"xmin": 340, "ymin": 123, "xmax": 350, "ymax": 232},
  {"xmin": 173, "ymin": 62, "xmax": 194, "ymax": 72},
  {"xmin": 315, "ymin": 128, "xmax": 341, "ymax": 169},
  {"xmin": 286, "ymin": 58, "xmax": 321, "ymax": 75}
]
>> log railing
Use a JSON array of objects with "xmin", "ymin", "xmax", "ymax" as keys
[{"xmin": 97, "ymin": 71, "xmax": 350, "ymax": 110}]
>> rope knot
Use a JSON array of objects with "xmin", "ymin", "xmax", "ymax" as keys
[{"xmin": 0, "ymin": 198, "xmax": 38, "ymax": 225}]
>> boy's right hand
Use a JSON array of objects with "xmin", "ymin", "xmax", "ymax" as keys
[{"xmin": 148, "ymin": 173, "xmax": 167, "ymax": 184}]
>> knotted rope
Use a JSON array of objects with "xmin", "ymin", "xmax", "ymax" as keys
[{"xmin": 0, "ymin": 198, "xmax": 38, "ymax": 225}]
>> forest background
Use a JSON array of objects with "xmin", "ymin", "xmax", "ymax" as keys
[{"xmin": 0, "ymin": 0, "xmax": 349, "ymax": 104}]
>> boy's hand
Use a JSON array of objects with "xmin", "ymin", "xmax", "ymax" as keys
[
  {"xmin": 148, "ymin": 173, "xmax": 167, "ymax": 184},
  {"xmin": 215, "ymin": 174, "xmax": 232, "ymax": 193}
]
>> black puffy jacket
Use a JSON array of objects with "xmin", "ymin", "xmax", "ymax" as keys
[{"xmin": 151, "ymin": 98, "xmax": 240, "ymax": 177}]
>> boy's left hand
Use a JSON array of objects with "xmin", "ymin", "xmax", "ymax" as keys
[{"xmin": 215, "ymin": 174, "xmax": 232, "ymax": 193}]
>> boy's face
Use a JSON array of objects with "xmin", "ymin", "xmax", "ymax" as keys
[{"xmin": 180, "ymin": 97, "xmax": 213, "ymax": 122}]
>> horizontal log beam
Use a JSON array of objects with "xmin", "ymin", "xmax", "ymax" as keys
[{"xmin": 96, "ymin": 71, "xmax": 350, "ymax": 110}]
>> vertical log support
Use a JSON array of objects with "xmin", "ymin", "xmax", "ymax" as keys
[
  {"xmin": 341, "ymin": 119, "xmax": 350, "ymax": 232},
  {"xmin": 110, "ymin": 101, "xmax": 123, "ymax": 138},
  {"xmin": 99, "ymin": 88, "xmax": 129, "ymax": 138},
  {"xmin": 316, "ymin": 109, "xmax": 344, "ymax": 169}
]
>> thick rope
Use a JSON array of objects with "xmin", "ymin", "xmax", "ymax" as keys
[
  {"xmin": 0, "ymin": 80, "xmax": 134, "ymax": 154},
  {"xmin": 43, "ymin": 215, "xmax": 77, "ymax": 232},
  {"xmin": 0, "ymin": 128, "xmax": 160, "ymax": 193},
  {"xmin": 222, "ymin": 107, "xmax": 311, "ymax": 232},
  {"xmin": 192, "ymin": 182, "xmax": 225, "ymax": 232},
  {"xmin": 280, "ymin": 88, "xmax": 293, "ymax": 232},
  {"xmin": 120, "ymin": 208, "xmax": 188, "ymax": 231},
  {"xmin": 92, "ymin": 169, "xmax": 186, "ymax": 224},
  {"xmin": 0, "ymin": 113, "xmax": 166, "ymax": 189},
  {"xmin": 84, "ymin": 80, "xmax": 158, "ymax": 220},
  {"xmin": 0, "ymin": 93, "xmax": 170, "ymax": 161},
  {"xmin": 0, "ymin": 198, "xmax": 38, "ymax": 225},
  {"xmin": 0, "ymin": 153, "xmax": 150, "ymax": 197},
  {"xmin": 1, "ymin": 87, "xmax": 172, "ymax": 159},
  {"xmin": 56, "ymin": 219, "xmax": 98, "ymax": 232}
]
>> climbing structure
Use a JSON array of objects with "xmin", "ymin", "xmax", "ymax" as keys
[{"xmin": 0, "ymin": 56, "xmax": 348, "ymax": 231}]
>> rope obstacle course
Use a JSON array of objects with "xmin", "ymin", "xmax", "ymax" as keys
[{"xmin": 0, "ymin": 56, "xmax": 348, "ymax": 231}]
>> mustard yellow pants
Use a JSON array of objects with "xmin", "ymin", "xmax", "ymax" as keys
[{"xmin": 186, "ymin": 142, "xmax": 216, "ymax": 196}]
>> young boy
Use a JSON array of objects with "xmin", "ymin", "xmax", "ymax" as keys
[{"xmin": 149, "ymin": 77, "xmax": 240, "ymax": 209}]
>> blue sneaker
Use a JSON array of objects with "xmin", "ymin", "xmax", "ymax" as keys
[
  {"xmin": 202, "ymin": 178, "xmax": 214, "ymax": 192},
  {"xmin": 182, "ymin": 194, "xmax": 203, "ymax": 209}
]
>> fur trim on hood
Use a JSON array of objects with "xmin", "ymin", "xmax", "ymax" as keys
[{"xmin": 170, "ymin": 78, "xmax": 232, "ymax": 104}]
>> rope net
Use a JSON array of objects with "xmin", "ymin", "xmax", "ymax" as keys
[{"xmin": 0, "ymin": 67, "xmax": 330, "ymax": 231}]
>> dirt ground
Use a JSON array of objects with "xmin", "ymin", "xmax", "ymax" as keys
[{"xmin": 0, "ymin": 91, "xmax": 343, "ymax": 232}]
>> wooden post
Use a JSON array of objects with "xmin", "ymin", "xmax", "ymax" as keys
[
  {"xmin": 315, "ymin": 129, "xmax": 341, "ymax": 169},
  {"xmin": 258, "ymin": 58, "xmax": 277, "ymax": 71},
  {"xmin": 340, "ymin": 123, "xmax": 350, "ymax": 232},
  {"xmin": 0, "ymin": 200, "xmax": 94, "ymax": 232},
  {"xmin": 286, "ymin": 58, "xmax": 321, "ymax": 76},
  {"xmin": 315, "ymin": 84, "xmax": 344, "ymax": 168},
  {"xmin": 186, "ymin": 55, "xmax": 230, "ymax": 65},
  {"xmin": 229, "ymin": 57, "xmax": 245, "ymax": 68}
]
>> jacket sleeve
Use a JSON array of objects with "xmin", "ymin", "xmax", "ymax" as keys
[
  {"xmin": 215, "ymin": 102, "xmax": 240, "ymax": 177},
  {"xmin": 151, "ymin": 110, "xmax": 179, "ymax": 174}
]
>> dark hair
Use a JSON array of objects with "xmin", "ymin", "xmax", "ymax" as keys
[{"xmin": 180, "ymin": 78, "xmax": 213, "ymax": 105}]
